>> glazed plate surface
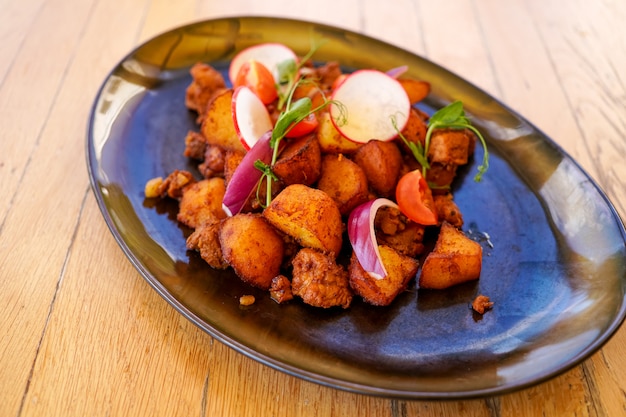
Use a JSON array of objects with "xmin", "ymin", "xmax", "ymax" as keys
[{"xmin": 86, "ymin": 17, "xmax": 626, "ymax": 399}]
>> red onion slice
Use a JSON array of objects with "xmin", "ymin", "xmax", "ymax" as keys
[
  {"xmin": 386, "ymin": 65, "xmax": 408, "ymax": 79},
  {"xmin": 222, "ymin": 130, "xmax": 273, "ymax": 216},
  {"xmin": 347, "ymin": 198, "xmax": 398, "ymax": 280}
]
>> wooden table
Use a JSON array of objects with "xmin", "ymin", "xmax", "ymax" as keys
[{"xmin": 2, "ymin": 0, "xmax": 625, "ymax": 415}]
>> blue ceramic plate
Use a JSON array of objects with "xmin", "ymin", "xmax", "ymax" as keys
[{"xmin": 86, "ymin": 17, "xmax": 626, "ymax": 399}]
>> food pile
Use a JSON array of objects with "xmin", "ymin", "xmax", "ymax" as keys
[{"xmin": 145, "ymin": 42, "xmax": 489, "ymax": 309}]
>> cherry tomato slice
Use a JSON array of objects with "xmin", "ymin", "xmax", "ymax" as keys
[
  {"xmin": 285, "ymin": 112, "xmax": 319, "ymax": 138},
  {"xmin": 395, "ymin": 169, "xmax": 438, "ymax": 225},
  {"xmin": 234, "ymin": 60, "xmax": 278, "ymax": 105}
]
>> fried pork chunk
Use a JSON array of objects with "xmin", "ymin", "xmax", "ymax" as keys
[
  {"xmin": 374, "ymin": 206, "xmax": 425, "ymax": 257},
  {"xmin": 433, "ymin": 193, "xmax": 464, "ymax": 228},
  {"xmin": 291, "ymin": 248, "xmax": 353, "ymax": 309},
  {"xmin": 186, "ymin": 214, "xmax": 228, "ymax": 269},
  {"xmin": 185, "ymin": 62, "xmax": 227, "ymax": 117}
]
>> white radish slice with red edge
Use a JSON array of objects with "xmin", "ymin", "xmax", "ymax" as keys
[
  {"xmin": 229, "ymin": 43, "xmax": 298, "ymax": 86},
  {"xmin": 329, "ymin": 69, "xmax": 411, "ymax": 143},
  {"xmin": 232, "ymin": 86, "xmax": 274, "ymax": 150}
]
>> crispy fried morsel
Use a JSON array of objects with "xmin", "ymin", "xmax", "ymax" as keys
[
  {"xmin": 269, "ymin": 275, "xmax": 294, "ymax": 304},
  {"xmin": 144, "ymin": 177, "xmax": 164, "ymax": 198},
  {"xmin": 472, "ymin": 294, "xmax": 494, "ymax": 314},
  {"xmin": 374, "ymin": 206, "xmax": 425, "ymax": 257},
  {"xmin": 263, "ymin": 184, "xmax": 343, "ymax": 257},
  {"xmin": 398, "ymin": 79, "xmax": 431, "ymax": 104},
  {"xmin": 419, "ymin": 222, "xmax": 482, "ymax": 289},
  {"xmin": 198, "ymin": 144, "xmax": 226, "ymax": 178},
  {"xmin": 219, "ymin": 214, "xmax": 285, "ymax": 290},
  {"xmin": 186, "ymin": 213, "xmax": 228, "ymax": 269},
  {"xmin": 239, "ymin": 295, "xmax": 256, "ymax": 306},
  {"xmin": 313, "ymin": 61, "xmax": 343, "ymax": 91},
  {"xmin": 316, "ymin": 112, "xmax": 361, "ymax": 154},
  {"xmin": 177, "ymin": 177, "xmax": 227, "ymax": 228},
  {"xmin": 352, "ymin": 140, "xmax": 403, "ymax": 197},
  {"xmin": 399, "ymin": 108, "xmax": 428, "ymax": 151},
  {"xmin": 185, "ymin": 63, "xmax": 227, "ymax": 116},
  {"xmin": 183, "ymin": 130, "xmax": 207, "ymax": 160},
  {"xmin": 272, "ymin": 134, "xmax": 322, "ymax": 186},
  {"xmin": 223, "ymin": 149, "xmax": 245, "ymax": 186},
  {"xmin": 155, "ymin": 170, "xmax": 195, "ymax": 199},
  {"xmin": 428, "ymin": 128, "xmax": 473, "ymax": 166},
  {"xmin": 348, "ymin": 245, "xmax": 419, "ymax": 306},
  {"xmin": 426, "ymin": 162, "xmax": 458, "ymax": 190},
  {"xmin": 317, "ymin": 153, "xmax": 369, "ymax": 215},
  {"xmin": 291, "ymin": 248, "xmax": 353, "ymax": 309},
  {"xmin": 433, "ymin": 193, "xmax": 463, "ymax": 228},
  {"xmin": 200, "ymin": 89, "xmax": 246, "ymax": 152}
]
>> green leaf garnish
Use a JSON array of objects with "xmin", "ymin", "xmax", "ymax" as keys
[{"xmin": 424, "ymin": 101, "xmax": 489, "ymax": 182}]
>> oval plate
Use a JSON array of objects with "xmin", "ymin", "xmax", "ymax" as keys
[{"xmin": 86, "ymin": 17, "xmax": 626, "ymax": 399}]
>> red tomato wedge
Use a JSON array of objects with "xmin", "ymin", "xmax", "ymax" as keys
[
  {"xmin": 233, "ymin": 60, "xmax": 278, "ymax": 105},
  {"xmin": 395, "ymin": 170, "xmax": 438, "ymax": 225},
  {"xmin": 229, "ymin": 43, "xmax": 298, "ymax": 87},
  {"xmin": 285, "ymin": 112, "xmax": 319, "ymax": 138}
]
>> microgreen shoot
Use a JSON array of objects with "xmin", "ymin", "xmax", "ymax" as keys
[
  {"xmin": 396, "ymin": 101, "xmax": 489, "ymax": 183},
  {"xmin": 424, "ymin": 101, "xmax": 489, "ymax": 182},
  {"xmin": 275, "ymin": 39, "xmax": 326, "ymax": 110}
]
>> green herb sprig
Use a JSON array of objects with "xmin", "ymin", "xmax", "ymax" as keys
[{"xmin": 424, "ymin": 100, "xmax": 489, "ymax": 182}]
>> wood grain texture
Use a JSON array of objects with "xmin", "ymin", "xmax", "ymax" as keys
[{"xmin": 1, "ymin": 0, "xmax": 625, "ymax": 416}]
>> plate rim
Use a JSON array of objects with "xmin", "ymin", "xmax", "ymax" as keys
[{"xmin": 85, "ymin": 15, "xmax": 626, "ymax": 399}]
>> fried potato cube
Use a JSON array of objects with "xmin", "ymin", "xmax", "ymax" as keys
[
  {"xmin": 317, "ymin": 154, "xmax": 369, "ymax": 215},
  {"xmin": 263, "ymin": 184, "xmax": 343, "ymax": 256},
  {"xmin": 428, "ymin": 128, "xmax": 473, "ymax": 166},
  {"xmin": 399, "ymin": 108, "xmax": 428, "ymax": 151},
  {"xmin": 348, "ymin": 245, "xmax": 419, "ymax": 306},
  {"xmin": 291, "ymin": 248, "xmax": 353, "ymax": 309},
  {"xmin": 316, "ymin": 112, "xmax": 361, "ymax": 154},
  {"xmin": 352, "ymin": 140, "xmax": 403, "ymax": 197},
  {"xmin": 219, "ymin": 213, "xmax": 285, "ymax": 290},
  {"xmin": 398, "ymin": 78, "xmax": 431, "ymax": 104},
  {"xmin": 186, "ymin": 213, "xmax": 228, "ymax": 269},
  {"xmin": 177, "ymin": 177, "xmax": 227, "ymax": 228},
  {"xmin": 272, "ymin": 134, "xmax": 322, "ymax": 186},
  {"xmin": 419, "ymin": 222, "xmax": 482, "ymax": 289},
  {"xmin": 200, "ymin": 89, "xmax": 246, "ymax": 152}
]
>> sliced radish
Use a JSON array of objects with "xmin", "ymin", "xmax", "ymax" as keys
[
  {"xmin": 229, "ymin": 43, "xmax": 298, "ymax": 86},
  {"xmin": 329, "ymin": 69, "xmax": 411, "ymax": 143},
  {"xmin": 231, "ymin": 86, "xmax": 274, "ymax": 150}
]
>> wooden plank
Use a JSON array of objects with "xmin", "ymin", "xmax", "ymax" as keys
[
  {"xmin": 0, "ymin": 0, "xmax": 94, "ymax": 223},
  {"xmin": 0, "ymin": 0, "xmax": 46, "ymax": 84},
  {"xmin": 0, "ymin": 0, "xmax": 101, "ymax": 415},
  {"xmin": 21, "ymin": 197, "xmax": 214, "ymax": 416},
  {"xmin": 526, "ymin": 0, "xmax": 626, "ymax": 216}
]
